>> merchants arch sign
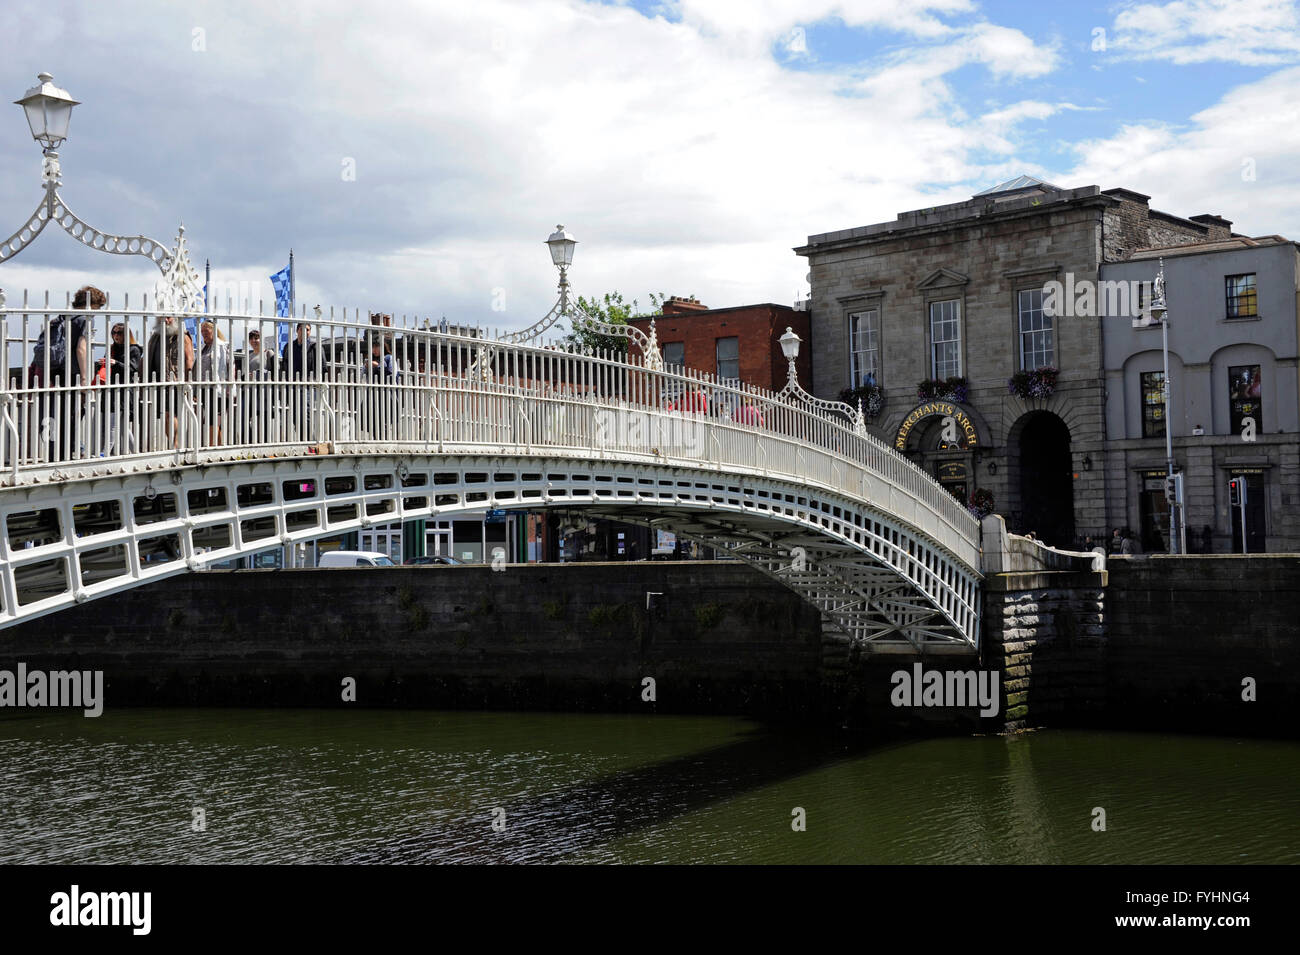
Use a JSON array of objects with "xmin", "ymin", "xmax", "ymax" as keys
[{"xmin": 894, "ymin": 401, "xmax": 979, "ymax": 451}]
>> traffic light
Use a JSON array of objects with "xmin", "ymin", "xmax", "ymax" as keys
[
  {"xmin": 1164, "ymin": 475, "xmax": 1177, "ymax": 504},
  {"xmin": 1229, "ymin": 478, "xmax": 1242, "ymax": 508}
]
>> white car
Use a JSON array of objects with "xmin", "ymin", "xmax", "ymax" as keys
[{"xmin": 317, "ymin": 550, "xmax": 397, "ymax": 567}]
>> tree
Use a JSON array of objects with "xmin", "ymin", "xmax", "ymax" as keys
[{"xmin": 562, "ymin": 291, "xmax": 665, "ymax": 357}]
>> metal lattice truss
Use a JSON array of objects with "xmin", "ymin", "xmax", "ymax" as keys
[{"xmin": 0, "ymin": 455, "xmax": 979, "ymax": 653}]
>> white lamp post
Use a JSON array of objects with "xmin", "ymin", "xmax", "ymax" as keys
[
  {"xmin": 0, "ymin": 72, "xmax": 202, "ymax": 313},
  {"xmin": 779, "ymin": 326, "xmax": 802, "ymax": 377},
  {"xmin": 14, "ymin": 72, "xmax": 78, "ymax": 154},
  {"xmin": 774, "ymin": 326, "xmax": 866, "ymax": 435},
  {"xmin": 484, "ymin": 225, "xmax": 663, "ymax": 371},
  {"xmin": 1149, "ymin": 258, "xmax": 1183, "ymax": 554}
]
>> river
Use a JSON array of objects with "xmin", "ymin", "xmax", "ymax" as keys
[{"xmin": 1, "ymin": 709, "xmax": 1296, "ymax": 864}]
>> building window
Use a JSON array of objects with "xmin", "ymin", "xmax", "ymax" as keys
[
  {"xmin": 1017, "ymin": 288, "xmax": 1053, "ymax": 370},
  {"xmin": 1225, "ymin": 273, "xmax": 1258, "ymax": 319},
  {"xmin": 848, "ymin": 309, "xmax": 879, "ymax": 386},
  {"xmin": 1228, "ymin": 364, "xmax": 1262, "ymax": 434},
  {"xmin": 715, "ymin": 336, "xmax": 739, "ymax": 382},
  {"xmin": 1141, "ymin": 371, "xmax": 1165, "ymax": 438},
  {"xmin": 929, "ymin": 299, "xmax": 961, "ymax": 379},
  {"xmin": 662, "ymin": 341, "xmax": 684, "ymax": 369}
]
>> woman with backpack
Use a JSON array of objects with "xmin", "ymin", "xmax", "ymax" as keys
[{"xmin": 28, "ymin": 285, "xmax": 102, "ymax": 462}]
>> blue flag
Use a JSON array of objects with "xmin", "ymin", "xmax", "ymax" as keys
[{"xmin": 271, "ymin": 262, "xmax": 292, "ymax": 353}]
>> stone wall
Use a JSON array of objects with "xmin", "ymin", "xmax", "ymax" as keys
[
  {"xmin": 1103, "ymin": 556, "xmax": 1300, "ymax": 732},
  {"xmin": 0, "ymin": 562, "xmax": 825, "ymax": 717},
  {"xmin": 981, "ymin": 570, "xmax": 1108, "ymax": 732},
  {"xmin": 4, "ymin": 557, "xmax": 1297, "ymax": 736}
]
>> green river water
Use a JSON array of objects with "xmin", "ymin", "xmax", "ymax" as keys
[{"xmin": 1, "ymin": 709, "xmax": 1296, "ymax": 864}]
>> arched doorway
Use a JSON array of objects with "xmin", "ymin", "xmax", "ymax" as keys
[
  {"xmin": 1013, "ymin": 412, "xmax": 1074, "ymax": 547},
  {"xmin": 906, "ymin": 417, "xmax": 974, "ymax": 507}
]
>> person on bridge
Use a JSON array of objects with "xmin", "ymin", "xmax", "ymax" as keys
[
  {"xmin": 281, "ymin": 322, "xmax": 318, "ymax": 381},
  {"xmin": 732, "ymin": 395, "xmax": 765, "ymax": 428},
  {"xmin": 668, "ymin": 386, "xmax": 709, "ymax": 415},
  {"xmin": 145, "ymin": 315, "xmax": 195, "ymax": 450},
  {"xmin": 100, "ymin": 321, "xmax": 142, "ymax": 454},
  {"xmin": 242, "ymin": 329, "xmax": 277, "ymax": 380},
  {"xmin": 29, "ymin": 285, "xmax": 101, "ymax": 462},
  {"xmin": 198, "ymin": 320, "xmax": 232, "ymax": 447}
]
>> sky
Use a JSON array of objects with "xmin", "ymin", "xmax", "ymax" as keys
[{"xmin": 0, "ymin": 0, "xmax": 1297, "ymax": 333}]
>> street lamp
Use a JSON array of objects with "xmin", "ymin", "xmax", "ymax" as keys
[
  {"xmin": 14, "ymin": 72, "xmax": 78, "ymax": 152},
  {"xmin": 1149, "ymin": 258, "xmax": 1183, "ymax": 554},
  {"xmin": 774, "ymin": 326, "xmax": 866, "ymax": 435},
  {"xmin": 780, "ymin": 326, "xmax": 801, "ymax": 373},
  {"xmin": 480, "ymin": 225, "xmax": 663, "ymax": 371},
  {"xmin": 545, "ymin": 224, "xmax": 577, "ymax": 270},
  {"xmin": 0, "ymin": 72, "xmax": 201, "ymax": 314}
]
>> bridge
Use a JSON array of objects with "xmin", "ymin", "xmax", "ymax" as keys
[{"xmin": 0, "ymin": 297, "xmax": 984, "ymax": 654}]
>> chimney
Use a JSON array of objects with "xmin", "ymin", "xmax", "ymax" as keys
[
  {"xmin": 662, "ymin": 295, "xmax": 707, "ymax": 315},
  {"xmin": 1190, "ymin": 214, "xmax": 1233, "ymax": 241}
]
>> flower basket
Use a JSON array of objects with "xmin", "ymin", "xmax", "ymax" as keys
[
  {"xmin": 1007, "ymin": 366, "xmax": 1058, "ymax": 400},
  {"xmin": 837, "ymin": 383, "xmax": 885, "ymax": 419},
  {"xmin": 968, "ymin": 488, "xmax": 995, "ymax": 519},
  {"xmin": 917, "ymin": 376, "xmax": 968, "ymax": 403}
]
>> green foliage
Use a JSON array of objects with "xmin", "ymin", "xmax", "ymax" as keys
[
  {"xmin": 562, "ymin": 291, "xmax": 665, "ymax": 356},
  {"xmin": 694, "ymin": 602, "xmax": 725, "ymax": 631},
  {"xmin": 587, "ymin": 602, "xmax": 629, "ymax": 631},
  {"xmin": 542, "ymin": 599, "xmax": 566, "ymax": 620}
]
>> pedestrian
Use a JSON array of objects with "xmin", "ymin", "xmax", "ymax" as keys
[
  {"xmin": 1109, "ymin": 527, "xmax": 1123, "ymax": 555},
  {"xmin": 281, "ymin": 322, "xmax": 317, "ymax": 441},
  {"xmin": 145, "ymin": 315, "xmax": 195, "ymax": 450},
  {"xmin": 732, "ymin": 395, "xmax": 765, "ymax": 427},
  {"xmin": 242, "ymin": 329, "xmax": 277, "ymax": 380},
  {"xmin": 1201, "ymin": 525, "xmax": 1213, "ymax": 554},
  {"xmin": 101, "ymin": 321, "xmax": 141, "ymax": 454},
  {"xmin": 240, "ymin": 329, "xmax": 276, "ymax": 444},
  {"xmin": 1120, "ymin": 527, "xmax": 1136, "ymax": 555},
  {"xmin": 197, "ymin": 320, "xmax": 231, "ymax": 446},
  {"xmin": 28, "ymin": 284, "xmax": 102, "ymax": 461}
]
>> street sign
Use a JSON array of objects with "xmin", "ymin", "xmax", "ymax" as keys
[{"xmin": 485, "ymin": 508, "xmax": 507, "ymax": 523}]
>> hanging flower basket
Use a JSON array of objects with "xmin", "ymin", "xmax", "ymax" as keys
[
  {"xmin": 837, "ymin": 383, "xmax": 885, "ymax": 419},
  {"xmin": 917, "ymin": 376, "xmax": 968, "ymax": 403},
  {"xmin": 968, "ymin": 487, "xmax": 995, "ymax": 519},
  {"xmin": 1007, "ymin": 366, "xmax": 1058, "ymax": 400}
]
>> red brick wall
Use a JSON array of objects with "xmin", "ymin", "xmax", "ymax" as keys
[{"xmin": 631, "ymin": 304, "xmax": 811, "ymax": 392}]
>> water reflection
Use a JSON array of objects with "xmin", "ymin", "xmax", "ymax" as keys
[{"xmin": 1, "ymin": 711, "xmax": 1296, "ymax": 864}]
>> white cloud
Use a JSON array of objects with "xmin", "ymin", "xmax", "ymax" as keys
[
  {"xmin": 1066, "ymin": 65, "xmax": 1300, "ymax": 238},
  {"xmin": 1109, "ymin": 0, "xmax": 1300, "ymax": 65},
  {"xmin": 0, "ymin": 0, "xmax": 1062, "ymax": 331}
]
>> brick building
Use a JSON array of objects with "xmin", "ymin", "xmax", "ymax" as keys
[
  {"xmin": 796, "ymin": 176, "xmax": 1239, "ymax": 548},
  {"xmin": 630, "ymin": 296, "xmax": 810, "ymax": 391}
]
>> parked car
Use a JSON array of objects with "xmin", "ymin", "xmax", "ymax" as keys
[
  {"xmin": 318, "ymin": 550, "xmax": 397, "ymax": 567},
  {"xmin": 403, "ymin": 555, "xmax": 464, "ymax": 566}
]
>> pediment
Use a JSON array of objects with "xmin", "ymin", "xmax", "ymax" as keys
[{"xmin": 916, "ymin": 268, "xmax": 969, "ymax": 290}]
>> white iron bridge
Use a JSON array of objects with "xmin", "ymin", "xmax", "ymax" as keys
[{"xmin": 0, "ymin": 304, "xmax": 985, "ymax": 654}]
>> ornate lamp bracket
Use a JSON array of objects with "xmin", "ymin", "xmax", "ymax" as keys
[{"xmin": 776, "ymin": 356, "xmax": 866, "ymax": 434}]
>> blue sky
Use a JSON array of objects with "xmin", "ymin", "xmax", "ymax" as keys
[{"xmin": 0, "ymin": 0, "xmax": 1297, "ymax": 329}]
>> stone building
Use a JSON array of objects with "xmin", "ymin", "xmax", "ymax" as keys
[
  {"xmin": 1101, "ymin": 236, "xmax": 1300, "ymax": 552},
  {"xmin": 796, "ymin": 177, "xmax": 1235, "ymax": 548}
]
